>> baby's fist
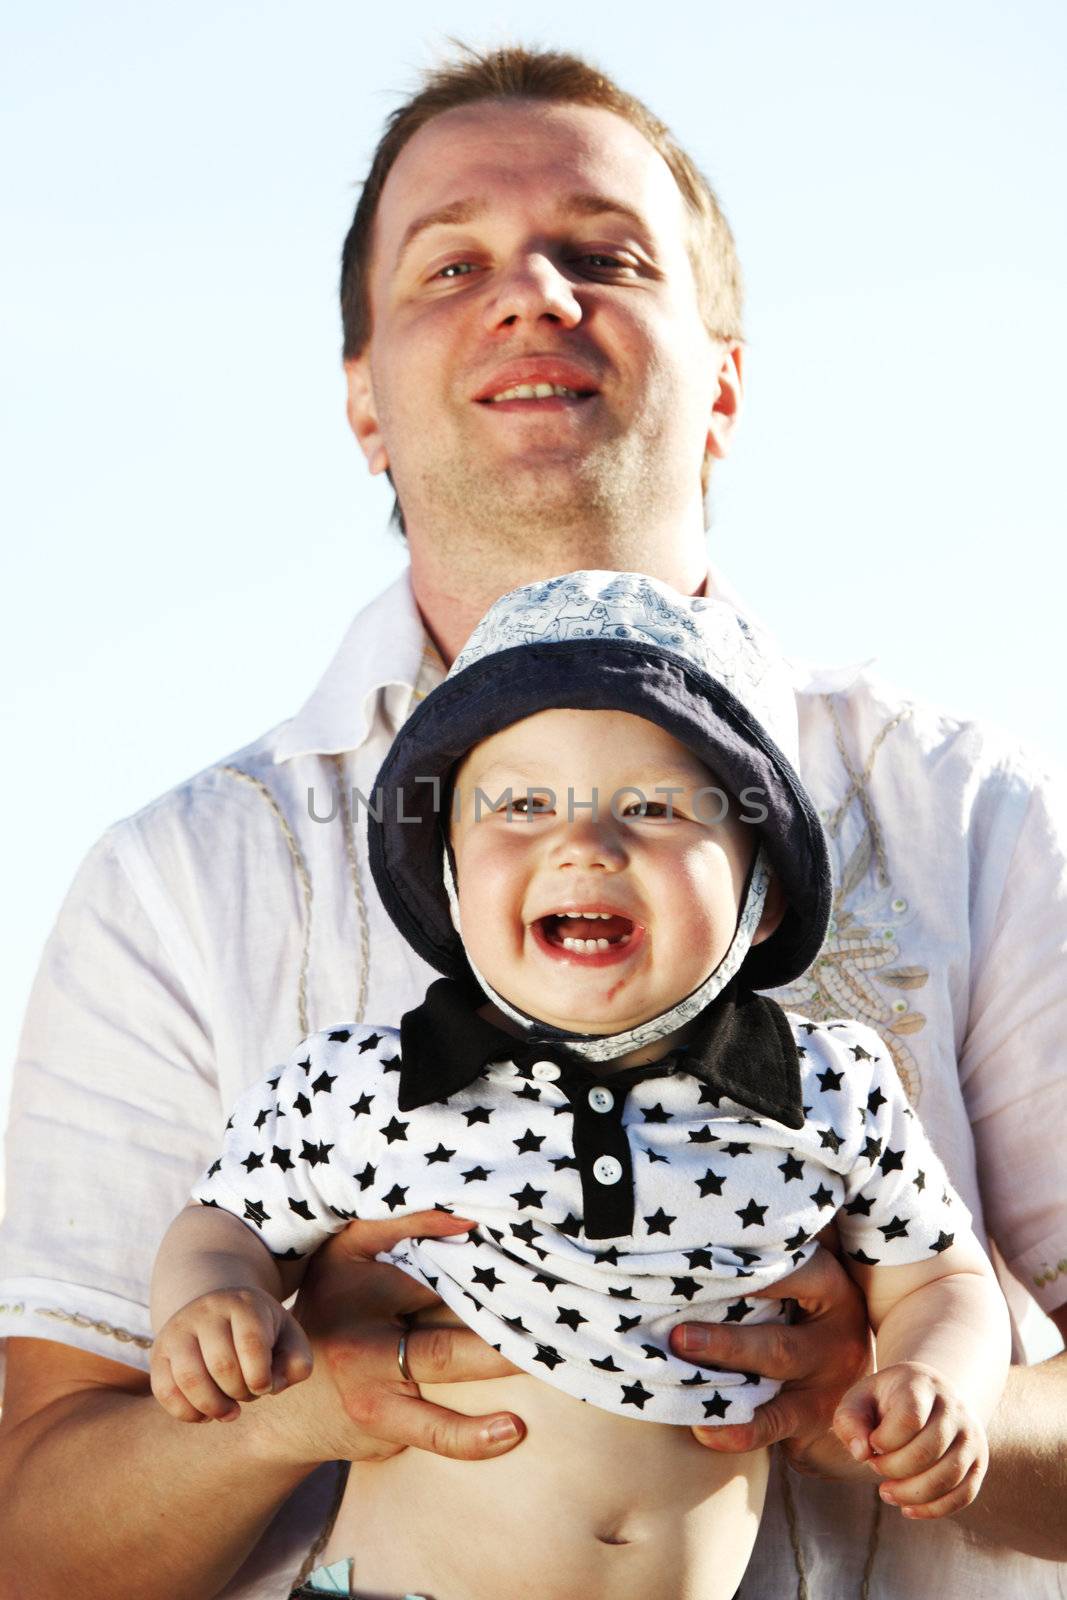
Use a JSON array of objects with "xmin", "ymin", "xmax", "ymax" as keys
[
  {"xmin": 151, "ymin": 1287, "xmax": 313, "ymax": 1424},
  {"xmin": 833, "ymin": 1362, "xmax": 988, "ymax": 1519}
]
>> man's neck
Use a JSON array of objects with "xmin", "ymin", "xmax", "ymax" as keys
[{"xmin": 408, "ymin": 531, "xmax": 710, "ymax": 665}]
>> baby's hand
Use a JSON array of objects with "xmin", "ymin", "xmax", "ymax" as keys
[
  {"xmin": 832, "ymin": 1361, "xmax": 988, "ymax": 1519},
  {"xmin": 150, "ymin": 1287, "xmax": 313, "ymax": 1423}
]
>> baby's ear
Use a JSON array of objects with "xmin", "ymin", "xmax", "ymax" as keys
[{"xmin": 751, "ymin": 871, "xmax": 787, "ymax": 946}]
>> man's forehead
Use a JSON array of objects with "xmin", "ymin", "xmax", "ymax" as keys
[{"xmin": 376, "ymin": 99, "xmax": 687, "ymax": 250}]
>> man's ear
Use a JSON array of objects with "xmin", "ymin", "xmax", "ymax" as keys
[
  {"xmin": 705, "ymin": 340, "xmax": 744, "ymax": 463},
  {"xmin": 751, "ymin": 868, "xmax": 787, "ymax": 947},
  {"xmin": 344, "ymin": 355, "xmax": 389, "ymax": 475}
]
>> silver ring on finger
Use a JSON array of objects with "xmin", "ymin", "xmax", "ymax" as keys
[{"xmin": 396, "ymin": 1326, "xmax": 414, "ymax": 1384}]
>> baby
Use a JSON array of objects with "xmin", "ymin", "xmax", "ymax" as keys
[{"xmin": 150, "ymin": 572, "xmax": 1009, "ymax": 1600}]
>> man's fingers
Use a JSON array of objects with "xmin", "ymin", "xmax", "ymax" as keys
[
  {"xmin": 671, "ymin": 1319, "xmax": 806, "ymax": 1381},
  {"xmin": 345, "ymin": 1386, "xmax": 524, "ymax": 1461},
  {"xmin": 693, "ymin": 1392, "xmax": 805, "ymax": 1453},
  {"xmin": 330, "ymin": 1210, "xmax": 476, "ymax": 1263},
  {"xmin": 402, "ymin": 1321, "xmax": 521, "ymax": 1385}
]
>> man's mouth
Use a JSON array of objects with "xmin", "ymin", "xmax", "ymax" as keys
[
  {"xmin": 480, "ymin": 382, "xmax": 597, "ymax": 405},
  {"xmin": 473, "ymin": 359, "xmax": 600, "ymax": 408},
  {"xmin": 530, "ymin": 910, "xmax": 644, "ymax": 966}
]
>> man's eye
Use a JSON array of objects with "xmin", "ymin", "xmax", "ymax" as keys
[
  {"xmin": 436, "ymin": 262, "xmax": 476, "ymax": 279},
  {"xmin": 577, "ymin": 252, "xmax": 628, "ymax": 270}
]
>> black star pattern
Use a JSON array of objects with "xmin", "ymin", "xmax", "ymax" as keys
[
  {"xmin": 722, "ymin": 1142, "xmax": 752, "ymax": 1158},
  {"xmin": 462, "ymin": 1165, "xmax": 490, "ymax": 1184},
  {"xmin": 328, "ymin": 1030, "xmax": 351, "ymax": 1044},
  {"xmin": 288, "ymin": 1199, "xmax": 315, "ymax": 1221},
  {"xmin": 513, "ymin": 1128, "xmax": 545, "ymax": 1155},
  {"xmin": 686, "ymin": 1248, "xmax": 714, "ymax": 1269},
  {"xmin": 672, "ymin": 1276, "xmax": 701, "ymax": 1301},
  {"xmin": 818, "ymin": 1127, "xmax": 843, "ymax": 1155},
  {"xmin": 267, "ymin": 1076, "xmax": 280, "ymax": 1090},
  {"xmin": 849, "ymin": 1249, "xmax": 880, "ymax": 1266},
  {"xmin": 511, "ymin": 1182, "xmax": 546, "ymax": 1208},
  {"xmin": 511, "ymin": 1219, "xmax": 542, "ymax": 1246},
  {"xmin": 702, "ymin": 1392, "xmax": 731, "ymax": 1420},
  {"xmin": 516, "ymin": 1083, "xmax": 542, "ymax": 1103},
  {"xmin": 641, "ymin": 1343, "xmax": 667, "ymax": 1361},
  {"xmin": 879, "ymin": 1146, "xmax": 905, "ymax": 1175},
  {"xmin": 243, "ymin": 1198, "xmax": 269, "ymax": 1228},
  {"xmin": 533, "ymin": 1271, "xmax": 560, "ymax": 1293},
  {"xmin": 300, "ymin": 1139, "xmax": 333, "ymax": 1167},
  {"xmin": 556, "ymin": 1306, "xmax": 588, "ymax": 1330},
  {"xmin": 696, "ymin": 1168, "xmax": 725, "ymax": 1198},
  {"xmin": 608, "ymin": 1285, "xmax": 635, "ymax": 1299},
  {"xmin": 778, "ymin": 1153, "xmax": 804, "ymax": 1183},
  {"xmin": 620, "ymin": 1381, "xmax": 653, "ymax": 1410},
  {"xmin": 644, "ymin": 1207, "xmax": 675, "ymax": 1236},
  {"xmin": 533, "ymin": 1344, "xmax": 564, "ymax": 1370},
  {"xmin": 356, "ymin": 1032, "xmax": 381, "ymax": 1052},
  {"xmin": 616, "ymin": 1312, "xmax": 641, "ymax": 1333},
  {"xmin": 472, "ymin": 1265, "xmax": 502, "ymax": 1291},
  {"xmin": 850, "ymin": 1043, "xmax": 874, "ymax": 1062},
  {"xmin": 355, "ymin": 1162, "xmax": 376, "ymax": 1191},
  {"xmin": 861, "ymin": 1136, "xmax": 883, "ymax": 1162},
  {"xmin": 591, "ymin": 1354, "xmax": 622, "ymax": 1371},
  {"xmin": 809, "ymin": 1183, "xmax": 835, "ymax": 1210},
  {"xmin": 557, "ymin": 1212, "xmax": 582, "ymax": 1238},
  {"xmin": 311, "ymin": 1070, "xmax": 336, "ymax": 1095},
  {"xmin": 688, "ymin": 1125, "xmax": 715, "ymax": 1144},
  {"xmin": 800, "ymin": 1022, "xmax": 819, "ymax": 1035},
  {"xmin": 783, "ymin": 1228, "xmax": 808, "ymax": 1252},
  {"xmin": 594, "ymin": 1245, "xmax": 621, "ymax": 1266},
  {"xmin": 844, "ymin": 1194, "xmax": 873, "ymax": 1216},
  {"xmin": 381, "ymin": 1116, "xmax": 409, "ymax": 1145},
  {"xmin": 225, "ymin": 1115, "xmax": 233, "ymax": 1131},
  {"xmin": 642, "ymin": 1102, "xmax": 670, "ymax": 1123},
  {"xmin": 697, "ymin": 1084, "xmax": 723, "ymax": 1106},
  {"xmin": 914, "ymin": 1170, "xmax": 926, "ymax": 1192},
  {"xmin": 253, "ymin": 1108, "xmax": 270, "ymax": 1131},
  {"xmin": 681, "ymin": 1372, "xmax": 709, "ymax": 1386},
  {"xmin": 736, "ymin": 1198, "xmax": 768, "ymax": 1228},
  {"xmin": 296, "ymin": 1056, "xmax": 312, "ymax": 1074},
  {"xmin": 206, "ymin": 1158, "xmax": 221, "ymax": 1179},
  {"xmin": 502, "ymin": 1314, "xmax": 529, "ymax": 1334},
  {"xmin": 931, "ymin": 1231, "xmax": 955, "ymax": 1253},
  {"xmin": 350, "ymin": 1093, "xmax": 374, "ymax": 1118},
  {"xmin": 816, "ymin": 1066, "xmax": 844, "ymax": 1092},
  {"xmin": 328, "ymin": 1205, "xmax": 357, "ymax": 1221},
  {"xmin": 271, "ymin": 1246, "xmax": 304, "ymax": 1261},
  {"xmin": 380, "ymin": 1055, "xmax": 401, "ymax": 1074},
  {"xmin": 644, "ymin": 1147, "xmax": 669, "ymax": 1165},
  {"xmin": 241, "ymin": 1150, "xmax": 264, "ymax": 1173},
  {"xmin": 291, "ymin": 1092, "xmax": 312, "ymax": 1118},
  {"xmin": 463, "ymin": 1105, "xmax": 493, "ymax": 1125},
  {"xmin": 425, "ymin": 1143, "xmax": 455, "ymax": 1164},
  {"xmin": 879, "ymin": 1216, "xmax": 910, "ymax": 1242},
  {"xmin": 724, "ymin": 1298, "xmax": 753, "ymax": 1323},
  {"xmin": 382, "ymin": 1183, "xmax": 408, "ymax": 1212},
  {"xmin": 551, "ymin": 1155, "xmax": 579, "ymax": 1171},
  {"xmin": 867, "ymin": 1086, "xmax": 887, "ymax": 1114}
]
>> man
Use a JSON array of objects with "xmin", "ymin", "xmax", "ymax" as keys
[{"xmin": 1, "ymin": 44, "xmax": 1064, "ymax": 1600}]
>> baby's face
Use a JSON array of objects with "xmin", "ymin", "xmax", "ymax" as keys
[{"xmin": 449, "ymin": 708, "xmax": 768, "ymax": 1037}]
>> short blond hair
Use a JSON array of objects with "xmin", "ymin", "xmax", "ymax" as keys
[{"xmin": 340, "ymin": 42, "xmax": 744, "ymax": 359}]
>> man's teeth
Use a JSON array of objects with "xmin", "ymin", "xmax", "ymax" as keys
[{"xmin": 488, "ymin": 382, "xmax": 583, "ymax": 401}]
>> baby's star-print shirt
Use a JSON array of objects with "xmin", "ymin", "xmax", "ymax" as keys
[{"xmin": 191, "ymin": 978, "xmax": 968, "ymax": 1426}]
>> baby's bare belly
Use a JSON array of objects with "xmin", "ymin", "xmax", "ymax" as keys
[{"xmin": 322, "ymin": 1334, "xmax": 767, "ymax": 1600}]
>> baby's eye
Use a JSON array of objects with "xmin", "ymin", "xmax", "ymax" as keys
[
  {"xmin": 508, "ymin": 794, "xmax": 555, "ymax": 816},
  {"xmin": 622, "ymin": 800, "xmax": 675, "ymax": 819}
]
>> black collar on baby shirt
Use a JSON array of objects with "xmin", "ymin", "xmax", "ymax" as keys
[{"xmin": 397, "ymin": 977, "xmax": 805, "ymax": 1130}]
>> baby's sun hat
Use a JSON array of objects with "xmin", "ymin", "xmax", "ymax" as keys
[{"xmin": 368, "ymin": 571, "xmax": 831, "ymax": 1054}]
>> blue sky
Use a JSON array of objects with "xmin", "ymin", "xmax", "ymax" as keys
[{"xmin": 2, "ymin": 1, "xmax": 1065, "ymax": 1126}]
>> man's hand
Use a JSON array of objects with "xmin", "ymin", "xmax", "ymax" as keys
[
  {"xmin": 669, "ymin": 1242, "xmax": 873, "ymax": 1472},
  {"xmin": 248, "ymin": 1209, "xmax": 525, "ymax": 1469}
]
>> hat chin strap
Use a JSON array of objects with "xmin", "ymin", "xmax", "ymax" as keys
[{"xmin": 441, "ymin": 847, "xmax": 772, "ymax": 1064}]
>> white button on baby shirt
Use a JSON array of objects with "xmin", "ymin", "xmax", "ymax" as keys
[
  {"xmin": 588, "ymin": 1086, "xmax": 614, "ymax": 1113},
  {"xmin": 532, "ymin": 1061, "xmax": 561, "ymax": 1082},
  {"xmin": 593, "ymin": 1155, "xmax": 623, "ymax": 1185}
]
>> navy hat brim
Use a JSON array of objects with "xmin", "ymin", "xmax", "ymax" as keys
[{"xmin": 368, "ymin": 639, "xmax": 831, "ymax": 993}]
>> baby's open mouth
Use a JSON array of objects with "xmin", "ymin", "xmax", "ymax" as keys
[{"xmin": 536, "ymin": 911, "xmax": 636, "ymax": 954}]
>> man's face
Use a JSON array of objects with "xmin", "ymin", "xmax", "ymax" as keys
[
  {"xmin": 347, "ymin": 99, "xmax": 738, "ymax": 554},
  {"xmin": 449, "ymin": 708, "xmax": 764, "ymax": 1037}
]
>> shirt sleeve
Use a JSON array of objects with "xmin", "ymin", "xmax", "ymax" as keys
[
  {"xmin": 835, "ymin": 1025, "xmax": 970, "ymax": 1269},
  {"xmin": 0, "ymin": 827, "xmax": 219, "ymax": 1373},
  {"xmin": 189, "ymin": 1030, "xmax": 377, "ymax": 1259},
  {"xmin": 960, "ymin": 769, "xmax": 1067, "ymax": 1314}
]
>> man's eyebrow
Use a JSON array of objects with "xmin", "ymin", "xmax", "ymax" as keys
[{"xmin": 393, "ymin": 191, "xmax": 654, "ymax": 272}]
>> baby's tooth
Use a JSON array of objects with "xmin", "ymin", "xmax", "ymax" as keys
[{"xmin": 595, "ymin": 938, "xmax": 609, "ymax": 949}]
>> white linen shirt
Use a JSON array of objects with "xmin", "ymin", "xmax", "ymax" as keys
[{"xmin": 2, "ymin": 569, "xmax": 1065, "ymax": 1599}]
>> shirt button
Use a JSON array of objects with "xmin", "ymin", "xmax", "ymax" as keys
[
  {"xmin": 588, "ymin": 1086, "xmax": 614, "ymax": 1113},
  {"xmin": 531, "ymin": 1061, "xmax": 560, "ymax": 1082},
  {"xmin": 593, "ymin": 1155, "xmax": 623, "ymax": 1186}
]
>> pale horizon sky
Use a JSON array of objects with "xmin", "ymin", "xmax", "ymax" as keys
[{"xmin": 2, "ymin": 1, "xmax": 1065, "ymax": 1137}]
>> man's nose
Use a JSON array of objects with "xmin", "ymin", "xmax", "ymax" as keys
[
  {"xmin": 484, "ymin": 252, "xmax": 582, "ymax": 333},
  {"xmin": 549, "ymin": 813, "xmax": 627, "ymax": 871}
]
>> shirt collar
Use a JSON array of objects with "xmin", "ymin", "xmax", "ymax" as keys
[
  {"xmin": 273, "ymin": 569, "xmax": 444, "ymax": 764},
  {"xmin": 397, "ymin": 977, "xmax": 804, "ymax": 1129}
]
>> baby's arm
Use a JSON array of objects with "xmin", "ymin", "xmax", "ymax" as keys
[
  {"xmin": 833, "ymin": 1235, "xmax": 1010, "ymax": 1518},
  {"xmin": 149, "ymin": 1202, "xmax": 313, "ymax": 1423}
]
